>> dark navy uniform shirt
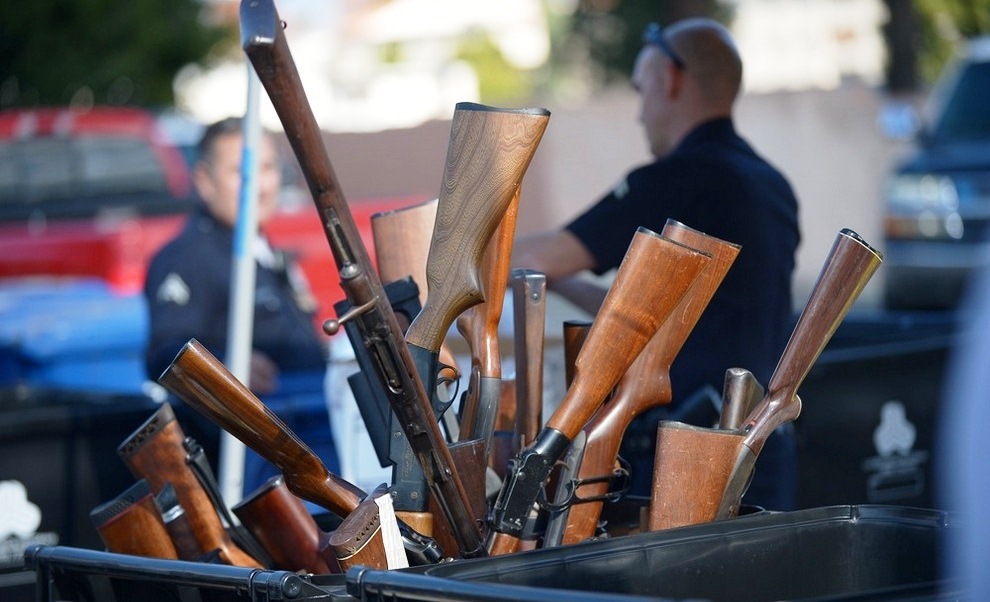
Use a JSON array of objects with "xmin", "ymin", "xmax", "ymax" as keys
[
  {"xmin": 144, "ymin": 208, "xmax": 327, "ymax": 382},
  {"xmin": 567, "ymin": 117, "xmax": 801, "ymax": 508}
]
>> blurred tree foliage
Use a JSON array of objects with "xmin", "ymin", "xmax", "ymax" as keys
[
  {"xmin": 549, "ymin": 0, "xmax": 989, "ymax": 95},
  {"xmin": 546, "ymin": 0, "xmax": 729, "ymax": 91},
  {"xmin": 914, "ymin": 0, "xmax": 990, "ymax": 85},
  {"xmin": 0, "ymin": 0, "xmax": 233, "ymax": 109}
]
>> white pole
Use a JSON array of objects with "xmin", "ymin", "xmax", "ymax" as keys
[{"xmin": 218, "ymin": 64, "xmax": 262, "ymax": 507}]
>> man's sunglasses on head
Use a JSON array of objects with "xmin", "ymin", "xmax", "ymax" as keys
[{"xmin": 643, "ymin": 22, "xmax": 686, "ymax": 69}]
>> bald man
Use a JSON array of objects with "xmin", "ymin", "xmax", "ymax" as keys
[{"xmin": 512, "ymin": 19, "xmax": 801, "ymax": 510}]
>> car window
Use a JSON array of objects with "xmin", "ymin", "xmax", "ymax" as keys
[
  {"xmin": 931, "ymin": 61, "xmax": 990, "ymax": 143},
  {"xmin": 0, "ymin": 136, "xmax": 169, "ymax": 204}
]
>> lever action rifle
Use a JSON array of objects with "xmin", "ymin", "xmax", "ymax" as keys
[
  {"xmin": 488, "ymin": 227, "xmax": 710, "ymax": 553},
  {"xmin": 545, "ymin": 220, "xmax": 739, "ymax": 546},
  {"xmin": 240, "ymin": 0, "xmax": 549, "ymax": 558}
]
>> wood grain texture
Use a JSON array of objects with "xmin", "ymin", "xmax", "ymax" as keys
[
  {"xmin": 372, "ymin": 197, "xmax": 460, "ymax": 376},
  {"xmin": 405, "ymin": 105, "xmax": 549, "ymax": 353},
  {"xmin": 544, "ymin": 228, "xmax": 710, "ymax": 438},
  {"xmin": 648, "ymin": 422, "xmax": 745, "ymax": 530},
  {"xmin": 92, "ymin": 484, "xmax": 180, "ymax": 560},
  {"xmin": 557, "ymin": 220, "xmax": 739, "ymax": 544},
  {"xmin": 717, "ymin": 229, "xmax": 882, "ymax": 519},
  {"xmin": 117, "ymin": 402, "xmax": 262, "ymax": 567},
  {"xmin": 742, "ymin": 229, "xmax": 882, "ymax": 456},
  {"xmin": 233, "ymin": 476, "xmax": 335, "ymax": 574},
  {"xmin": 160, "ymin": 340, "xmax": 365, "ymax": 518},
  {"xmin": 372, "ymin": 198, "xmax": 439, "ymax": 291},
  {"xmin": 457, "ymin": 188, "xmax": 521, "ymax": 442},
  {"xmin": 329, "ymin": 485, "xmax": 388, "ymax": 570}
]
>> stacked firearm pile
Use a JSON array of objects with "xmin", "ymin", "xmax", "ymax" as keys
[{"xmin": 87, "ymin": 0, "xmax": 883, "ymax": 578}]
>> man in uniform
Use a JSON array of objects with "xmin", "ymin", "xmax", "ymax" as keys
[
  {"xmin": 144, "ymin": 117, "xmax": 336, "ymax": 485},
  {"xmin": 512, "ymin": 18, "xmax": 801, "ymax": 510}
]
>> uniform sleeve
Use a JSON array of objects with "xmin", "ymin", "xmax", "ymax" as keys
[
  {"xmin": 565, "ymin": 163, "xmax": 694, "ymax": 274},
  {"xmin": 143, "ymin": 244, "xmax": 228, "ymax": 380}
]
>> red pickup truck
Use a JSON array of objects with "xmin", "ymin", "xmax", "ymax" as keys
[{"xmin": 0, "ymin": 106, "xmax": 421, "ymax": 325}]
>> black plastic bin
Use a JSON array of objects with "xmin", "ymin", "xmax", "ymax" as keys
[
  {"xmin": 796, "ymin": 310, "xmax": 959, "ymax": 509},
  {"xmin": 22, "ymin": 505, "xmax": 960, "ymax": 601},
  {"xmin": 24, "ymin": 545, "xmax": 335, "ymax": 602},
  {"xmin": 0, "ymin": 386, "xmax": 217, "ymax": 602},
  {"xmin": 369, "ymin": 505, "xmax": 960, "ymax": 602}
]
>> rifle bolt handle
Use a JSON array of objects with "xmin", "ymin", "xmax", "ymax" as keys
[{"xmin": 323, "ymin": 299, "xmax": 376, "ymax": 335}]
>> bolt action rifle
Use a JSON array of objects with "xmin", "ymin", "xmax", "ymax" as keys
[{"xmin": 240, "ymin": 0, "xmax": 548, "ymax": 558}]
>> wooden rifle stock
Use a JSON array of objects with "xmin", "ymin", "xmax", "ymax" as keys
[
  {"xmin": 161, "ymin": 339, "xmax": 364, "ymax": 517},
  {"xmin": 117, "ymin": 403, "xmax": 262, "ymax": 567},
  {"xmin": 372, "ymin": 198, "xmax": 460, "ymax": 375},
  {"xmin": 327, "ymin": 484, "xmax": 390, "ymax": 571},
  {"xmin": 240, "ymin": 0, "xmax": 496, "ymax": 558},
  {"xmin": 456, "ymin": 187, "xmax": 521, "ymax": 451},
  {"xmin": 90, "ymin": 479, "xmax": 179, "ymax": 559},
  {"xmin": 545, "ymin": 229, "xmax": 710, "ymax": 439},
  {"xmin": 403, "ymin": 104, "xmax": 549, "ymax": 420},
  {"xmin": 233, "ymin": 475, "xmax": 334, "ymax": 574},
  {"xmin": 647, "ymin": 229, "xmax": 882, "ymax": 530},
  {"xmin": 489, "ymin": 228, "xmax": 710, "ymax": 549},
  {"xmin": 549, "ymin": 221, "xmax": 739, "ymax": 545},
  {"xmin": 717, "ymin": 228, "xmax": 882, "ymax": 515}
]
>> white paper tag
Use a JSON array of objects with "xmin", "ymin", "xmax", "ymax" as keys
[{"xmin": 374, "ymin": 493, "xmax": 409, "ymax": 569}]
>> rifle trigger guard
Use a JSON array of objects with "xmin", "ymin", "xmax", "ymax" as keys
[
  {"xmin": 433, "ymin": 364, "xmax": 461, "ymax": 414},
  {"xmin": 322, "ymin": 299, "xmax": 376, "ymax": 335},
  {"xmin": 539, "ymin": 457, "xmax": 631, "ymax": 512}
]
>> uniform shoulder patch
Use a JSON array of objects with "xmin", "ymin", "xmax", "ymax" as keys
[
  {"xmin": 157, "ymin": 272, "xmax": 191, "ymax": 306},
  {"xmin": 612, "ymin": 177, "xmax": 630, "ymax": 199}
]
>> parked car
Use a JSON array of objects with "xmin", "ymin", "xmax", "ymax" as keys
[
  {"xmin": 882, "ymin": 36, "xmax": 990, "ymax": 310},
  {"xmin": 0, "ymin": 106, "xmax": 421, "ymax": 320}
]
